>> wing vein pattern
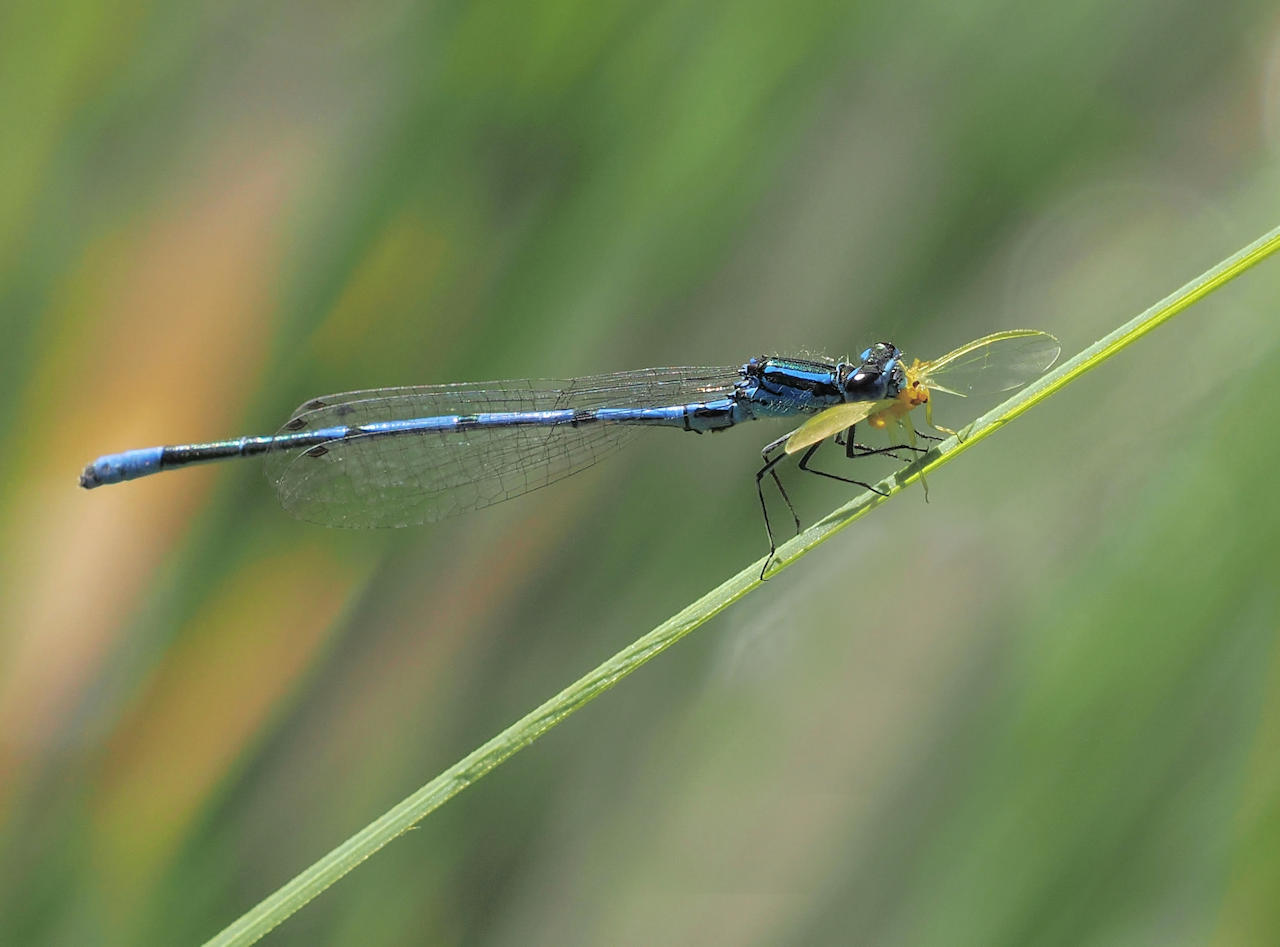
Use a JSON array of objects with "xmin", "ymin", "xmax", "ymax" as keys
[{"xmin": 267, "ymin": 367, "xmax": 742, "ymax": 527}]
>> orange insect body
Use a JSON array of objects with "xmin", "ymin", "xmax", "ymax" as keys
[{"xmin": 868, "ymin": 361, "xmax": 930, "ymax": 430}]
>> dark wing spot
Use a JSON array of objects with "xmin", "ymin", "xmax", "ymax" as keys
[
  {"xmin": 284, "ymin": 417, "xmax": 307, "ymax": 431},
  {"xmin": 300, "ymin": 398, "xmax": 328, "ymax": 411},
  {"xmin": 303, "ymin": 445, "xmax": 330, "ymax": 458}
]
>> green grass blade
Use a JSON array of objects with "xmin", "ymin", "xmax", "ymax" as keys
[{"xmin": 206, "ymin": 222, "xmax": 1280, "ymax": 946}]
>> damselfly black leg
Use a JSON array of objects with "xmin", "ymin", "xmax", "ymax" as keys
[
  {"xmin": 837, "ymin": 424, "xmax": 926, "ymax": 463},
  {"xmin": 795, "ymin": 439, "xmax": 890, "ymax": 495},
  {"xmin": 755, "ymin": 427, "xmax": 927, "ymax": 579},
  {"xmin": 848, "ymin": 443, "xmax": 925, "ymax": 462},
  {"xmin": 756, "ymin": 435, "xmax": 805, "ymax": 579}
]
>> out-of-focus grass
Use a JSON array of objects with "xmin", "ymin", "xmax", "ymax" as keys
[{"xmin": 2, "ymin": 1, "xmax": 1279, "ymax": 945}]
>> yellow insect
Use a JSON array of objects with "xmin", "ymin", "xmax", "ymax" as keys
[{"xmin": 784, "ymin": 329, "xmax": 1061, "ymax": 457}]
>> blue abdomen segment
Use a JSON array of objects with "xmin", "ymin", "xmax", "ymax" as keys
[
  {"xmin": 80, "ymin": 447, "xmax": 166, "ymax": 487},
  {"xmin": 79, "ymin": 429, "xmax": 346, "ymax": 488},
  {"xmin": 354, "ymin": 401, "xmax": 746, "ymax": 436}
]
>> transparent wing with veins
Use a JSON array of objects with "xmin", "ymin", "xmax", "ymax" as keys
[{"xmin": 914, "ymin": 329, "xmax": 1060, "ymax": 396}]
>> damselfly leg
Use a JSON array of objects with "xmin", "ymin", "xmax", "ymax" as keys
[
  {"xmin": 756, "ymin": 433, "xmax": 802, "ymax": 572},
  {"xmin": 756, "ymin": 426, "xmax": 924, "ymax": 578}
]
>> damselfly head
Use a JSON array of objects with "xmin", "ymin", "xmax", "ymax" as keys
[{"xmin": 842, "ymin": 341, "xmax": 905, "ymax": 400}]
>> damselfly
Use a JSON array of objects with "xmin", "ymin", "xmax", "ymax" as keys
[{"xmin": 80, "ymin": 330, "xmax": 1059, "ymax": 572}]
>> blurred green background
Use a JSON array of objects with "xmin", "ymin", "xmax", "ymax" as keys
[{"xmin": 2, "ymin": 0, "xmax": 1279, "ymax": 944}]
